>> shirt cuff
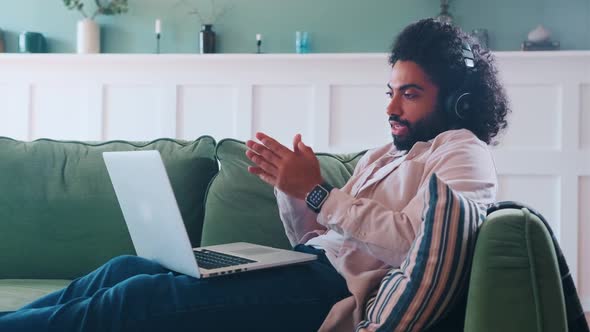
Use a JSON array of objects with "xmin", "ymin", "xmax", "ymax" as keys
[{"xmin": 316, "ymin": 188, "xmax": 356, "ymax": 235}]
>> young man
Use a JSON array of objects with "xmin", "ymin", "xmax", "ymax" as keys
[
  {"xmin": 0, "ymin": 19, "xmax": 509, "ymax": 332},
  {"xmin": 246, "ymin": 19, "xmax": 508, "ymax": 330}
]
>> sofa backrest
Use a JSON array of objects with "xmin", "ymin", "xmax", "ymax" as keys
[
  {"xmin": 200, "ymin": 138, "xmax": 366, "ymax": 249},
  {"xmin": 0, "ymin": 136, "xmax": 218, "ymax": 279}
]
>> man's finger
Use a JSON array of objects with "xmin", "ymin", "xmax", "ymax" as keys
[
  {"xmin": 255, "ymin": 132, "xmax": 291, "ymax": 157},
  {"xmin": 246, "ymin": 150, "xmax": 279, "ymax": 175},
  {"xmin": 293, "ymin": 134, "xmax": 302, "ymax": 153},
  {"xmin": 247, "ymin": 166, "xmax": 277, "ymax": 186},
  {"xmin": 246, "ymin": 140, "xmax": 282, "ymax": 164},
  {"xmin": 298, "ymin": 141, "xmax": 313, "ymax": 154},
  {"xmin": 298, "ymin": 141, "xmax": 319, "ymax": 164}
]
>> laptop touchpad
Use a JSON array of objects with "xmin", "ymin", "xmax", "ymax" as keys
[{"xmin": 231, "ymin": 247, "xmax": 279, "ymax": 256}]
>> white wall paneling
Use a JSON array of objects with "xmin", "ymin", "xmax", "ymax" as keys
[
  {"xmin": 581, "ymin": 85, "xmax": 590, "ymax": 149},
  {"xmin": 310, "ymin": 84, "xmax": 331, "ymax": 152},
  {"xmin": 580, "ymin": 177, "xmax": 590, "ymax": 312},
  {"xmin": 103, "ymin": 85, "xmax": 165, "ymax": 141},
  {"xmin": 501, "ymin": 84, "xmax": 562, "ymax": 149},
  {"xmin": 252, "ymin": 85, "xmax": 313, "ymax": 147},
  {"xmin": 329, "ymin": 85, "xmax": 391, "ymax": 153},
  {"xmin": 178, "ymin": 85, "xmax": 237, "ymax": 140},
  {"xmin": 87, "ymin": 83, "xmax": 104, "ymax": 141},
  {"xmin": 31, "ymin": 83, "xmax": 93, "ymax": 140},
  {"xmin": 497, "ymin": 175, "xmax": 561, "ymax": 234},
  {"xmin": 159, "ymin": 86, "xmax": 178, "ymax": 138},
  {"xmin": 0, "ymin": 52, "xmax": 588, "ymax": 311},
  {"xmin": 0, "ymin": 83, "xmax": 29, "ymax": 140}
]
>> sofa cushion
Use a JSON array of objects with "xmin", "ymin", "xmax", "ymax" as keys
[
  {"xmin": 0, "ymin": 279, "xmax": 71, "ymax": 312},
  {"xmin": 0, "ymin": 136, "xmax": 218, "ymax": 279},
  {"xmin": 356, "ymin": 173, "xmax": 485, "ymax": 332},
  {"xmin": 200, "ymin": 138, "xmax": 365, "ymax": 249}
]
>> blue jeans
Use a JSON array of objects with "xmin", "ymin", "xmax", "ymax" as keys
[{"xmin": 0, "ymin": 245, "xmax": 350, "ymax": 332}]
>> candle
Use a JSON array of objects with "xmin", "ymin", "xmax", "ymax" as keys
[
  {"xmin": 256, "ymin": 34, "xmax": 262, "ymax": 41},
  {"xmin": 155, "ymin": 19, "xmax": 162, "ymax": 35}
]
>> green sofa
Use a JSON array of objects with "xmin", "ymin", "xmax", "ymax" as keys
[{"xmin": 0, "ymin": 136, "xmax": 577, "ymax": 331}]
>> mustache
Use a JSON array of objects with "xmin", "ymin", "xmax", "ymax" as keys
[{"xmin": 389, "ymin": 115, "xmax": 411, "ymax": 127}]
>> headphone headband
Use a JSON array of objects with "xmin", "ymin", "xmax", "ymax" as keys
[{"xmin": 461, "ymin": 42, "xmax": 475, "ymax": 69}]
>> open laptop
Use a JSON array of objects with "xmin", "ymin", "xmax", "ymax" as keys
[{"xmin": 103, "ymin": 150, "xmax": 316, "ymax": 279}]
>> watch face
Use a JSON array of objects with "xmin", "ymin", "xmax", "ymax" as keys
[{"xmin": 307, "ymin": 186, "xmax": 328, "ymax": 209}]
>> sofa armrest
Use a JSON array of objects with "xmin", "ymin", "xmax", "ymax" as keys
[{"xmin": 464, "ymin": 208, "xmax": 567, "ymax": 332}]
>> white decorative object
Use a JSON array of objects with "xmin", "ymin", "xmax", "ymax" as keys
[
  {"xmin": 528, "ymin": 25, "xmax": 551, "ymax": 43},
  {"xmin": 155, "ymin": 19, "xmax": 162, "ymax": 54},
  {"xmin": 64, "ymin": 0, "xmax": 128, "ymax": 54},
  {"xmin": 256, "ymin": 33, "xmax": 262, "ymax": 53},
  {"xmin": 155, "ymin": 19, "xmax": 162, "ymax": 34},
  {"xmin": 76, "ymin": 18, "xmax": 100, "ymax": 54}
]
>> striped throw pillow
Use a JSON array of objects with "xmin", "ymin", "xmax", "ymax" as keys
[{"xmin": 356, "ymin": 173, "xmax": 486, "ymax": 332}]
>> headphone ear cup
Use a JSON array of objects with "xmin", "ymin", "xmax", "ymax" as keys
[
  {"xmin": 445, "ymin": 91, "xmax": 459, "ymax": 118},
  {"xmin": 445, "ymin": 91, "xmax": 471, "ymax": 120},
  {"xmin": 454, "ymin": 92, "xmax": 472, "ymax": 119}
]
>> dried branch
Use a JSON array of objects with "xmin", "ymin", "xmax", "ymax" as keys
[
  {"xmin": 176, "ymin": 0, "xmax": 234, "ymax": 24},
  {"xmin": 62, "ymin": 0, "xmax": 128, "ymax": 19}
]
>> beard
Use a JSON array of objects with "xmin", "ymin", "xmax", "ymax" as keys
[{"xmin": 390, "ymin": 109, "xmax": 447, "ymax": 151}]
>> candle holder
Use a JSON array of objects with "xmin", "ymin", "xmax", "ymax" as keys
[
  {"xmin": 256, "ymin": 34, "xmax": 262, "ymax": 54},
  {"xmin": 156, "ymin": 33, "xmax": 161, "ymax": 54}
]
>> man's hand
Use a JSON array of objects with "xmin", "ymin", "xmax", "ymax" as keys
[{"xmin": 246, "ymin": 132, "xmax": 322, "ymax": 200}]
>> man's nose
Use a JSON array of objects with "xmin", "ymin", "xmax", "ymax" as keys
[{"xmin": 386, "ymin": 94, "xmax": 402, "ymax": 117}]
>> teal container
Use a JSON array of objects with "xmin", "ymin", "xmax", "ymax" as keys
[{"xmin": 18, "ymin": 31, "xmax": 47, "ymax": 53}]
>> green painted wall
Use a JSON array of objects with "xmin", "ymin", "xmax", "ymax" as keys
[{"xmin": 0, "ymin": 0, "xmax": 588, "ymax": 54}]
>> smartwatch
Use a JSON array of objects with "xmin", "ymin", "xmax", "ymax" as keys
[{"xmin": 305, "ymin": 182, "xmax": 334, "ymax": 213}]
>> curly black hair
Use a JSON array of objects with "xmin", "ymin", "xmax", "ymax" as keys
[{"xmin": 389, "ymin": 18, "xmax": 510, "ymax": 145}]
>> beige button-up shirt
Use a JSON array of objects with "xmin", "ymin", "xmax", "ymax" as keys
[{"xmin": 275, "ymin": 129, "xmax": 498, "ymax": 331}]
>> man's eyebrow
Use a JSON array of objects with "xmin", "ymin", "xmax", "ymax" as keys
[
  {"xmin": 387, "ymin": 83, "xmax": 425, "ymax": 92},
  {"xmin": 399, "ymin": 84, "xmax": 425, "ymax": 91}
]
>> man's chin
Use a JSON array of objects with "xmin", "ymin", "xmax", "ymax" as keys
[{"xmin": 392, "ymin": 134, "xmax": 414, "ymax": 151}]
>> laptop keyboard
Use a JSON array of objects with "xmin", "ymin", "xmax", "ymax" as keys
[{"xmin": 194, "ymin": 249, "xmax": 257, "ymax": 270}]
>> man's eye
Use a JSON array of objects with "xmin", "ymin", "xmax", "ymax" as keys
[
  {"xmin": 404, "ymin": 93, "xmax": 417, "ymax": 99},
  {"xmin": 385, "ymin": 91, "xmax": 393, "ymax": 98}
]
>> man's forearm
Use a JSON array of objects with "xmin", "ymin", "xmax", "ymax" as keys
[{"xmin": 274, "ymin": 187, "xmax": 327, "ymax": 246}]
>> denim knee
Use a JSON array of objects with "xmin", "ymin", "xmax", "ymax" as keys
[
  {"xmin": 106, "ymin": 255, "xmax": 165, "ymax": 274},
  {"xmin": 107, "ymin": 255, "xmax": 143, "ymax": 265}
]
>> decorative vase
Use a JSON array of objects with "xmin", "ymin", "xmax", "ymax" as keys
[
  {"xmin": 77, "ymin": 18, "xmax": 100, "ymax": 54},
  {"xmin": 435, "ymin": 0, "xmax": 453, "ymax": 24},
  {"xmin": 200, "ymin": 24, "xmax": 216, "ymax": 54},
  {"xmin": 527, "ymin": 25, "xmax": 551, "ymax": 43}
]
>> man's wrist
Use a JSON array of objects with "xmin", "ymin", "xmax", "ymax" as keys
[{"xmin": 305, "ymin": 181, "xmax": 334, "ymax": 213}]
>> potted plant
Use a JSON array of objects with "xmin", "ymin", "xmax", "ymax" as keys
[{"xmin": 63, "ymin": 0, "xmax": 129, "ymax": 53}]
